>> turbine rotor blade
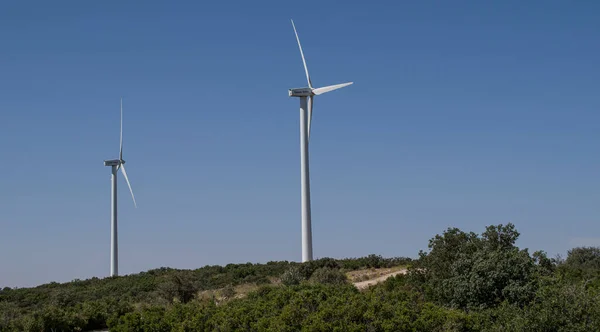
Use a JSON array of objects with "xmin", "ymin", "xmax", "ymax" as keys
[
  {"xmin": 313, "ymin": 82, "xmax": 353, "ymax": 96},
  {"xmin": 119, "ymin": 97, "xmax": 123, "ymax": 162},
  {"xmin": 308, "ymin": 96, "xmax": 313, "ymax": 140},
  {"xmin": 120, "ymin": 163, "xmax": 137, "ymax": 208},
  {"xmin": 291, "ymin": 20, "xmax": 312, "ymax": 88}
]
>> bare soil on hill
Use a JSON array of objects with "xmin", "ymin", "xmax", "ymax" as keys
[
  {"xmin": 202, "ymin": 266, "xmax": 409, "ymax": 303},
  {"xmin": 351, "ymin": 268, "xmax": 407, "ymax": 289},
  {"xmin": 348, "ymin": 266, "xmax": 408, "ymax": 290}
]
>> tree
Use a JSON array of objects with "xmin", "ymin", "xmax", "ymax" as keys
[
  {"xmin": 559, "ymin": 247, "xmax": 600, "ymax": 282},
  {"xmin": 410, "ymin": 223, "xmax": 540, "ymax": 310},
  {"xmin": 157, "ymin": 272, "xmax": 199, "ymax": 304}
]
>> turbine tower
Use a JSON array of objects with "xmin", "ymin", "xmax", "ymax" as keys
[
  {"xmin": 103, "ymin": 97, "xmax": 137, "ymax": 277},
  {"xmin": 288, "ymin": 20, "xmax": 353, "ymax": 262}
]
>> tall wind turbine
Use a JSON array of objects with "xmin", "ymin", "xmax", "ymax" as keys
[
  {"xmin": 288, "ymin": 20, "xmax": 353, "ymax": 262},
  {"xmin": 103, "ymin": 97, "xmax": 137, "ymax": 277}
]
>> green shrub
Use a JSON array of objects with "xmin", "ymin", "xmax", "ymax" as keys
[
  {"xmin": 280, "ymin": 266, "xmax": 304, "ymax": 286},
  {"xmin": 309, "ymin": 267, "xmax": 348, "ymax": 285}
]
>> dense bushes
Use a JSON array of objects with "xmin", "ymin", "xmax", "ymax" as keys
[
  {"xmin": 479, "ymin": 280, "xmax": 600, "ymax": 331},
  {"xmin": 108, "ymin": 283, "xmax": 478, "ymax": 332},
  {"xmin": 0, "ymin": 255, "xmax": 409, "ymax": 331},
  {"xmin": 338, "ymin": 254, "xmax": 411, "ymax": 270},
  {"xmin": 2, "ymin": 223, "xmax": 600, "ymax": 331},
  {"xmin": 309, "ymin": 267, "xmax": 348, "ymax": 285},
  {"xmin": 0, "ymin": 298, "xmax": 134, "ymax": 332}
]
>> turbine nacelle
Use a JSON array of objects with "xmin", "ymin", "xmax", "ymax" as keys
[
  {"xmin": 104, "ymin": 159, "xmax": 123, "ymax": 167},
  {"xmin": 289, "ymin": 87, "xmax": 314, "ymax": 97},
  {"xmin": 289, "ymin": 83, "xmax": 354, "ymax": 98}
]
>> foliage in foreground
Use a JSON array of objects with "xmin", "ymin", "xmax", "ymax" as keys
[
  {"xmin": 106, "ymin": 274, "xmax": 600, "ymax": 332},
  {"xmin": 0, "ymin": 255, "xmax": 408, "ymax": 331},
  {"xmin": 2, "ymin": 223, "xmax": 600, "ymax": 331}
]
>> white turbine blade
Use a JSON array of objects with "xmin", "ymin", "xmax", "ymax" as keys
[
  {"xmin": 119, "ymin": 97, "xmax": 123, "ymax": 162},
  {"xmin": 120, "ymin": 164, "xmax": 137, "ymax": 208},
  {"xmin": 308, "ymin": 96, "xmax": 313, "ymax": 140},
  {"xmin": 291, "ymin": 20, "xmax": 312, "ymax": 88},
  {"xmin": 313, "ymin": 82, "xmax": 353, "ymax": 96}
]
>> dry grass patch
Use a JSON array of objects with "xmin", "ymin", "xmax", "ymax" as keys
[{"xmin": 346, "ymin": 265, "xmax": 407, "ymax": 283}]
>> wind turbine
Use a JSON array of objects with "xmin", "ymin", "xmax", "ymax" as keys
[
  {"xmin": 103, "ymin": 97, "xmax": 137, "ymax": 277},
  {"xmin": 288, "ymin": 20, "xmax": 353, "ymax": 262}
]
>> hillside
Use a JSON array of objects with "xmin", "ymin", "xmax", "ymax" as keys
[
  {"xmin": 2, "ymin": 223, "xmax": 600, "ymax": 331},
  {"xmin": 0, "ymin": 255, "xmax": 409, "ymax": 331}
]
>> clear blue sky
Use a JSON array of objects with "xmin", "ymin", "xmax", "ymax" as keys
[{"xmin": 1, "ymin": 1, "xmax": 599, "ymax": 287}]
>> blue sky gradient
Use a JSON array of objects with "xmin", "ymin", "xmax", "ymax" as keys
[{"xmin": 1, "ymin": 1, "xmax": 599, "ymax": 287}]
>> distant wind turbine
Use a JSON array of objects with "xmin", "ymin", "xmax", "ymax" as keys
[
  {"xmin": 103, "ymin": 97, "xmax": 137, "ymax": 277},
  {"xmin": 288, "ymin": 20, "xmax": 353, "ymax": 262}
]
